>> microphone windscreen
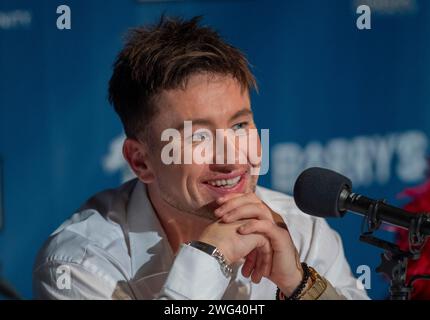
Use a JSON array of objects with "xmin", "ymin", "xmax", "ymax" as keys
[{"xmin": 293, "ymin": 167, "xmax": 352, "ymax": 218}]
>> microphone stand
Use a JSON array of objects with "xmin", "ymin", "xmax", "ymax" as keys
[{"xmin": 358, "ymin": 199, "xmax": 430, "ymax": 300}]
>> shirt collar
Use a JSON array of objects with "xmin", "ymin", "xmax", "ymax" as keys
[{"xmin": 126, "ymin": 180, "xmax": 175, "ymax": 279}]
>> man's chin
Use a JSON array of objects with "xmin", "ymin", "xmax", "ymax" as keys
[
  {"xmin": 194, "ymin": 200, "xmax": 219, "ymax": 221},
  {"xmin": 195, "ymin": 184, "xmax": 258, "ymax": 221}
]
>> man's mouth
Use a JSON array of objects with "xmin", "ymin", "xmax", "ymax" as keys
[
  {"xmin": 202, "ymin": 172, "xmax": 247, "ymax": 196},
  {"xmin": 206, "ymin": 175, "xmax": 241, "ymax": 188}
]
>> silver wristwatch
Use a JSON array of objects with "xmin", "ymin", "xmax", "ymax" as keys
[{"xmin": 187, "ymin": 240, "xmax": 233, "ymax": 278}]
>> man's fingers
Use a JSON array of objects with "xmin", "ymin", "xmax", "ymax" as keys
[
  {"xmin": 251, "ymin": 247, "xmax": 264, "ymax": 283},
  {"xmin": 215, "ymin": 193, "xmax": 259, "ymax": 217},
  {"xmin": 251, "ymin": 238, "xmax": 272, "ymax": 283},
  {"xmin": 221, "ymin": 204, "xmax": 269, "ymax": 223},
  {"xmin": 242, "ymin": 249, "xmax": 257, "ymax": 278},
  {"xmin": 261, "ymin": 241, "xmax": 273, "ymax": 278},
  {"xmin": 239, "ymin": 220, "xmax": 287, "ymax": 251}
]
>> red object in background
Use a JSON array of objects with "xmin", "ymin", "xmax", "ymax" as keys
[{"xmin": 397, "ymin": 180, "xmax": 430, "ymax": 300}]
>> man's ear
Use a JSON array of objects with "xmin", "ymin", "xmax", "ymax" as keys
[{"xmin": 123, "ymin": 138, "xmax": 155, "ymax": 183}]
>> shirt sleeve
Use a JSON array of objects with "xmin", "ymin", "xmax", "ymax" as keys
[
  {"xmin": 33, "ymin": 260, "xmax": 135, "ymax": 300},
  {"xmin": 33, "ymin": 244, "xmax": 231, "ymax": 300},
  {"xmin": 158, "ymin": 244, "xmax": 231, "ymax": 299}
]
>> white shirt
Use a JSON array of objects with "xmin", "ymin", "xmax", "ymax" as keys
[{"xmin": 33, "ymin": 179, "xmax": 369, "ymax": 300}]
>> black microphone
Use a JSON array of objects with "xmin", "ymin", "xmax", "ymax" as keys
[{"xmin": 293, "ymin": 167, "xmax": 430, "ymax": 236}]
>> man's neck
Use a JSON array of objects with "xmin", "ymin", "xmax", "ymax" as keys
[{"xmin": 146, "ymin": 184, "xmax": 212, "ymax": 255}]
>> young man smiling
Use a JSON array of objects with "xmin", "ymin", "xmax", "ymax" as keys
[{"xmin": 33, "ymin": 16, "xmax": 368, "ymax": 300}]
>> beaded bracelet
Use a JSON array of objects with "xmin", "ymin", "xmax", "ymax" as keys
[{"xmin": 276, "ymin": 262, "xmax": 310, "ymax": 300}]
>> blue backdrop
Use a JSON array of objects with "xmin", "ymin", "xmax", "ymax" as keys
[{"xmin": 1, "ymin": 0, "xmax": 429, "ymax": 299}]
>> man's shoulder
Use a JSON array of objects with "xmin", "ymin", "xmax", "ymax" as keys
[
  {"xmin": 256, "ymin": 185, "xmax": 310, "ymax": 218},
  {"xmin": 255, "ymin": 185, "xmax": 325, "ymax": 237},
  {"xmin": 34, "ymin": 180, "xmax": 138, "ymax": 271}
]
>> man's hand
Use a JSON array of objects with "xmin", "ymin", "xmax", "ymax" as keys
[
  {"xmin": 198, "ymin": 219, "xmax": 272, "ymax": 283},
  {"xmin": 214, "ymin": 193, "xmax": 304, "ymax": 296}
]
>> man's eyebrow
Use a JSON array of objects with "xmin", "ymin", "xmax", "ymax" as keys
[
  {"xmin": 229, "ymin": 108, "xmax": 253, "ymax": 122},
  {"xmin": 173, "ymin": 108, "xmax": 253, "ymax": 131},
  {"xmin": 174, "ymin": 119, "xmax": 213, "ymax": 131}
]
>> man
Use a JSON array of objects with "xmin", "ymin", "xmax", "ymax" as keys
[{"xmin": 33, "ymin": 16, "xmax": 368, "ymax": 300}]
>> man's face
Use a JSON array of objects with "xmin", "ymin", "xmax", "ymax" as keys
[{"xmin": 145, "ymin": 73, "xmax": 261, "ymax": 219}]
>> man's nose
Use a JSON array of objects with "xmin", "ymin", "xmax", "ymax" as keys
[{"xmin": 212, "ymin": 130, "xmax": 248, "ymax": 166}]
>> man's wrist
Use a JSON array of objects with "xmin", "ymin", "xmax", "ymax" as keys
[
  {"xmin": 277, "ymin": 264, "xmax": 330, "ymax": 300},
  {"xmin": 278, "ymin": 264, "xmax": 304, "ymax": 296},
  {"xmin": 197, "ymin": 236, "xmax": 233, "ymax": 265},
  {"xmin": 277, "ymin": 262, "xmax": 313, "ymax": 300},
  {"xmin": 186, "ymin": 240, "xmax": 233, "ymax": 278}
]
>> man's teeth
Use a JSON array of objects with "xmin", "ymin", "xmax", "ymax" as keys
[{"xmin": 208, "ymin": 176, "xmax": 241, "ymax": 188}]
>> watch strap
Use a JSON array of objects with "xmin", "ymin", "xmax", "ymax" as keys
[{"xmin": 186, "ymin": 240, "xmax": 233, "ymax": 278}]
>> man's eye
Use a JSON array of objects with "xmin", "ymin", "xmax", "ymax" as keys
[
  {"xmin": 192, "ymin": 131, "xmax": 212, "ymax": 141},
  {"xmin": 232, "ymin": 122, "xmax": 248, "ymax": 131}
]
